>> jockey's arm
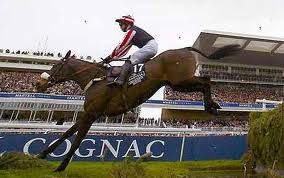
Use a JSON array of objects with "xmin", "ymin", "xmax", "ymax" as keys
[{"xmin": 108, "ymin": 29, "xmax": 136, "ymax": 61}]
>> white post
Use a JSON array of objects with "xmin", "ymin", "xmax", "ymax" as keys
[
  {"xmin": 32, "ymin": 110, "xmax": 37, "ymax": 121},
  {"xmin": 72, "ymin": 111, "xmax": 77, "ymax": 122},
  {"xmin": 105, "ymin": 116, "xmax": 108, "ymax": 126},
  {"xmin": 9, "ymin": 110, "xmax": 15, "ymax": 122},
  {"xmin": 28, "ymin": 111, "xmax": 33, "ymax": 122},
  {"xmin": 15, "ymin": 110, "xmax": 20, "ymax": 120},
  {"xmin": 179, "ymin": 133, "xmax": 186, "ymax": 162},
  {"xmin": 50, "ymin": 111, "xmax": 54, "ymax": 122},
  {"xmin": 46, "ymin": 110, "xmax": 51, "ymax": 123},
  {"xmin": 74, "ymin": 111, "xmax": 78, "ymax": 122},
  {"xmin": 0, "ymin": 110, "xmax": 4, "ymax": 120},
  {"xmin": 135, "ymin": 116, "xmax": 139, "ymax": 128},
  {"xmin": 263, "ymin": 102, "xmax": 266, "ymax": 110},
  {"xmin": 121, "ymin": 114, "xmax": 125, "ymax": 125}
]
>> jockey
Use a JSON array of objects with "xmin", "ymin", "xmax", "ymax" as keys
[{"xmin": 104, "ymin": 15, "xmax": 158, "ymax": 86}]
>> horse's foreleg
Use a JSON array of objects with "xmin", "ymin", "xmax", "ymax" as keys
[
  {"xmin": 55, "ymin": 116, "xmax": 93, "ymax": 172},
  {"xmin": 37, "ymin": 121, "xmax": 80, "ymax": 159}
]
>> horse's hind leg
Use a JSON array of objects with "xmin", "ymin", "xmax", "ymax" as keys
[
  {"xmin": 55, "ymin": 114, "xmax": 93, "ymax": 172},
  {"xmin": 170, "ymin": 76, "xmax": 221, "ymax": 114},
  {"xmin": 37, "ymin": 121, "xmax": 80, "ymax": 159}
]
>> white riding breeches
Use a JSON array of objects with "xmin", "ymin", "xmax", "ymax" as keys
[{"xmin": 129, "ymin": 39, "xmax": 158, "ymax": 65}]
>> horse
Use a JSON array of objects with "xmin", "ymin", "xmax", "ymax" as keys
[{"xmin": 35, "ymin": 44, "xmax": 240, "ymax": 171}]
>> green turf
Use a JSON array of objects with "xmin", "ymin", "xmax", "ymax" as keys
[{"xmin": 0, "ymin": 160, "xmax": 245, "ymax": 178}]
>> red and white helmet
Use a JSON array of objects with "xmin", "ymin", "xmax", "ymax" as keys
[{"xmin": 115, "ymin": 15, "xmax": 135, "ymax": 25}]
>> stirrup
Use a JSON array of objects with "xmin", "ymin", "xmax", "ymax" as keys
[
  {"xmin": 114, "ymin": 80, "xmax": 124, "ymax": 86},
  {"xmin": 107, "ymin": 77, "xmax": 119, "ymax": 86},
  {"xmin": 107, "ymin": 78, "xmax": 125, "ymax": 86}
]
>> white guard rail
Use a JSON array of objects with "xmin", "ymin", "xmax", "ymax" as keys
[
  {"xmin": 0, "ymin": 123, "xmax": 248, "ymax": 136},
  {"xmin": 0, "ymin": 123, "xmax": 202, "ymax": 133}
]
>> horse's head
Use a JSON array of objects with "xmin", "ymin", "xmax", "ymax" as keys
[{"xmin": 35, "ymin": 50, "xmax": 73, "ymax": 91}]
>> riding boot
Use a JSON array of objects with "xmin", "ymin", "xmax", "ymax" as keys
[{"xmin": 107, "ymin": 60, "xmax": 132, "ymax": 86}]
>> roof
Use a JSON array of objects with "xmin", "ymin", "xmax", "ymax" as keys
[
  {"xmin": 0, "ymin": 53, "xmax": 60, "ymax": 63},
  {"xmin": 192, "ymin": 30, "xmax": 284, "ymax": 68}
]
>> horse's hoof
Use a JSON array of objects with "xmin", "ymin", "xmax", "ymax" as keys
[
  {"xmin": 205, "ymin": 101, "xmax": 221, "ymax": 114},
  {"xmin": 214, "ymin": 103, "xmax": 221, "ymax": 109},
  {"xmin": 211, "ymin": 109, "xmax": 219, "ymax": 115},
  {"xmin": 36, "ymin": 153, "xmax": 46, "ymax": 159},
  {"xmin": 54, "ymin": 165, "xmax": 66, "ymax": 172},
  {"xmin": 54, "ymin": 160, "xmax": 69, "ymax": 172},
  {"xmin": 205, "ymin": 107, "xmax": 219, "ymax": 115}
]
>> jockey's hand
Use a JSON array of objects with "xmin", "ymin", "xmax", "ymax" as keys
[{"xmin": 102, "ymin": 56, "xmax": 112, "ymax": 64}]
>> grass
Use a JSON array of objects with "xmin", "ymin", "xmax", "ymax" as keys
[
  {"xmin": 0, "ymin": 160, "xmax": 245, "ymax": 178},
  {"xmin": 0, "ymin": 152, "xmax": 52, "ymax": 170}
]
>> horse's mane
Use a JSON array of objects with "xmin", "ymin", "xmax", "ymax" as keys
[{"xmin": 70, "ymin": 58, "xmax": 106, "ymax": 68}]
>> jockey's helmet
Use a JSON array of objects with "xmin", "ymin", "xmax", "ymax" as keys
[{"xmin": 115, "ymin": 15, "xmax": 135, "ymax": 25}]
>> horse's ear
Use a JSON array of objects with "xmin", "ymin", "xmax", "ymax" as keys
[{"xmin": 62, "ymin": 50, "xmax": 71, "ymax": 61}]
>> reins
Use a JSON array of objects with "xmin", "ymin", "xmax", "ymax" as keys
[{"xmin": 70, "ymin": 62, "xmax": 107, "ymax": 79}]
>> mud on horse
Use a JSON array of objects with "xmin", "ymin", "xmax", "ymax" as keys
[{"xmin": 35, "ymin": 44, "xmax": 240, "ymax": 171}]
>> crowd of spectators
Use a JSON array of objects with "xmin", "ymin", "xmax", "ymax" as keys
[
  {"xmin": 164, "ymin": 118, "xmax": 248, "ymax": 130},
  {"xmin": 3, "ymin": 49, "xmax": 62, "ymax": 57},
  {"xmin": 164, "ymin": 119, "xmax": 188, "ymax": 128},
  {"xmin": 200, "ymin": 70, "xmax": 284, "ymax": 84},
  {"xmin": 32, "ymin": 51, "xmax": 58, "ymax": 57},
  {"xmin": 100, "ymin": 115, "xmax": 248, "ymax": 130},
  {"xmin": 86, "ymin": 131, "xmax": 246, "ymax": 137},
  {"xmin": 1, "ymin": 48, "xmax": 94, "ymax": 60},
  {"xmin": 165, "ymin": 82, "xmax": 284, "ymax": 103},
  {"xmin": 1, "ymin": 70, "xmax": 283, "ymax": 103},
  {"xmin": 0, "ymin": 71, "xmax": 83, "ymax": 95},
  {"xmin": 138, "ymin": 117, "xmax": 160, "ymax": 127},
  {"xmin": 2, "ymin": 48, "xmax": 60, "ymax": 58},
  {"xmin": 1, "ymin": 130, "xmax": 246, "ymax": 137},
  {"xmin": 190, "ymin": 119, "xmax": 248, "ymax": 129}
]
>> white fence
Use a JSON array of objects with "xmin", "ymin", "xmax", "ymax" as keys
[{"xmin": 0, "ymin": 122, "xmax": 247, "ymax": 136}]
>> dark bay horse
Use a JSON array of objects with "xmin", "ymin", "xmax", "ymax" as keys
[{"xmin": 35, "ymin": 45, "xmax": 239, "ymax": 171}]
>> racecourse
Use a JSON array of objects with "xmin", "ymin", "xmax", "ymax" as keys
[{"xmin": 0, "ymin": 160, "xmax": 246, "ymax": 178}]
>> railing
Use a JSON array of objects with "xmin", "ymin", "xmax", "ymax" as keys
[
  {"xmin": 0, "ymin": 122, "xmax": 248, "ymax": 136},
  {"xmin": 0, "ymin": 92, "xmax": 279, "ymax": 112}
]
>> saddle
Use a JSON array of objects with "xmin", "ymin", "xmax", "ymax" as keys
[{"xmin": 83, "ymin": 61, "xmax": 148, "ymax": 92}]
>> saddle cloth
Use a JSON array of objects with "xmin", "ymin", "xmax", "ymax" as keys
[{"xmin": 107, "ymin": 63, "xmax": 147, "ymax": 86}]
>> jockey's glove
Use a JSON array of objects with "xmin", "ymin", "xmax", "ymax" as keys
[{"xmin": 102, "ymin": 56, "xmax": 112, "ymax": 64}]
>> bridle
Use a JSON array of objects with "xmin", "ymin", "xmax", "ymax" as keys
[
  {"xmin": 47, "ymin": 61, "xmax": 66, "ymax": 85},
  {"xmin": 41, "ymin": 53, "xmax": 107, "ymax": 86}
]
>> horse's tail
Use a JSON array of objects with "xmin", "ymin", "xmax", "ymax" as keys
[{"xmin": 187, "ymin": 44, "xmax": 241, "ymax": 60}]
